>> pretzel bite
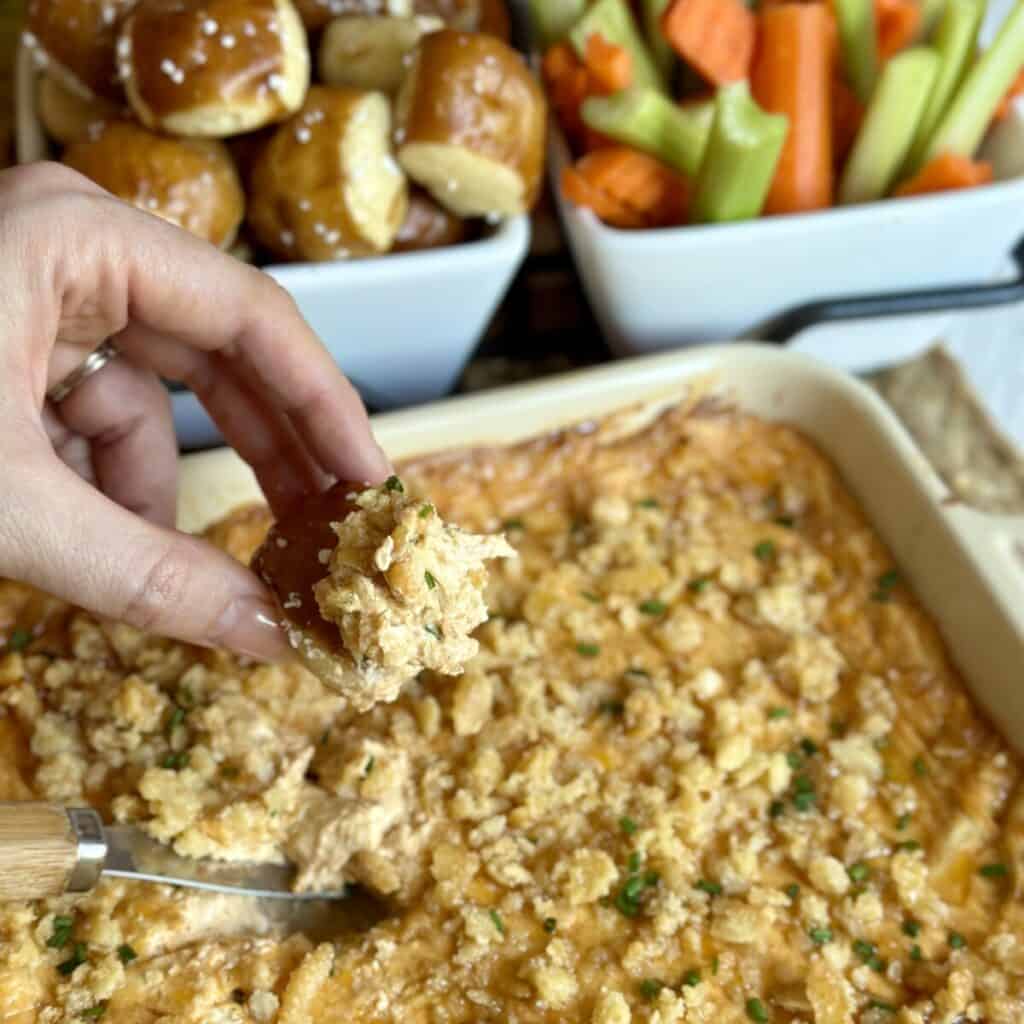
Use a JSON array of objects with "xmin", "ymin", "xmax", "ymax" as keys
[
  {"xmin": 23, "ymin": 0, "xmax": 138, "ymax": 101},
  {"xmin": 292, "ymin": 0, "xmax": 410, "ymax": 31},
  {"xmin": 395, "ymin": 29, "xmax": 546, "ymax": 217},
  {"xmin": 118, "ymin": 0, "xmax": 309, "ymax": 138},
  {"xmin": 413, "ymin": 0, "xmax": 508, "ymax": 38},
  {"xmin": 248, "ymin": 85, "xmax": 408, "ymax": 261},
  {"xmin": 62, "ymin": 121, "xmax": 245, "ymax": 248},
  {"xmin": 318, "ymin": 14, "xmax": 442, "ymax": 94},
  {"xmin": 393, "ymin": 187, "xmax": 468, "ymax": 251},
  {"xmin": 36, "ymin": 73, "xmax": 123, "ymax": 145}
]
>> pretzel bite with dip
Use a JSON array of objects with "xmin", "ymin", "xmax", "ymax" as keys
[
  {"xmin": 393, "ymin": 187, "xmax": 468, "ymax": 252},
  {"xmin": 36, "ymin": 72, "xmax": 123, "ymax": 145},
  {"xmin": 293, "ymin": 0, "xmax": 410, "ymax": 32},
  {"xmin": 24, "ymin": 0, "xmax": 138, "ymax": 101},
  {"xmin": 318, "ymin": 14, "xmax": 442, "ymax": 94},
  {"xmin": 118, "ymin": 0, "xmax": 309, "ymax": 137},
  {"xmin": 248, "ymin": 85, "xmax": 408, "ymax": 261},
  {"xmin": 62, "ymin": 121, "xmax": 245, "ymax": 248},
  {"xmin": 395, "ymin": 30, "xmax": 546, "ymax": 218}
]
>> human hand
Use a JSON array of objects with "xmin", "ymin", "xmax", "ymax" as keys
[{"xmin": 0, "ymin": 162, "xmax": 391, "ymax": 659}]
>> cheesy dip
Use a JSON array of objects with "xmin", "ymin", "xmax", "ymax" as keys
[{"xmin": 0, "ymin": 399, "xmax": 1022, "ymax": 1023}]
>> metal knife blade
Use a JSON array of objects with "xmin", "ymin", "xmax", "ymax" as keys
[{"xmin": 101, "ymin": 825, "xmax": 348, "ymax": 901}]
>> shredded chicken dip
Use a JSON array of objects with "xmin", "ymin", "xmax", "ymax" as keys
[
  {"xmin": 310, "ymin": 480, "xmax": 516, "ymax": 710},
  {"xmin": 1, "ymin": 403, "xmax": 1022, "ymax": 1023}
]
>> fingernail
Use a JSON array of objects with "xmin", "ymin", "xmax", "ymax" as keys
[{"xmin": 210, "ymin": 595, "xmax": 291, "ymax": 662}]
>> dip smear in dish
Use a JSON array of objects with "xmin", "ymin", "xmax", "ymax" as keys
[{"xmin": 255, "ymin": 477, "xmax": 515, "ymax": 710}]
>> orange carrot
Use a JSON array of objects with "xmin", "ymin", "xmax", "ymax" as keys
[
  {"xmin": 752, "ymin": 3, "xmax": 834, "ymax": 214},
  {"xmin": 584, "ymin": 33, "xmax": 634, "ymax": 93},
  {"xmin": 832, "ymin": 74, "xmax": 864, "ymax": 166},
  {"xmin": 875, "ymin": 0, "xmax": 920, "ymax": 61},
  {"xmin": 561, "ymin": 147, "xmax": 690, "ymax": 228},
  {"xmin": 543, "ymin": 43, "xmax": 594, "ymax": 152},
  {"xmin": 994, "ymin": 67, "xmax": 1024, "ymax": 121},
  {"xmin": 661, "ymin": 0, "xmax": 756, "ymax": 85},
  {"xmin": 893, "ymin": 152, "xmax": 994, "ymax": 196}
]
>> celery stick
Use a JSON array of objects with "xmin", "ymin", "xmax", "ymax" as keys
[
  {"xmin": 840, "ymin": 47, "xmax": 940, "ymax": 204},
  {"xmin": 641, "ymin": 0, "xmax": 676, "ymax": 83},
  {"xmin": 923, "ymin": 0, "xmax": 1024, "ymax": 162},
  {"xmin": 691, "ymin": 82, "xmax": 789, "ymax": 224},
  {"xmin": 905, "ymin": 0, "xmax": 985, "ymax": 172},
  {"xmin": 918, "ymin": 0, "xmax": 950, "ymax": 41},
  {"xmin": 835, "ymin": 0, "xmax": 879, "ymax": 101},
  {"xmin": 528, "ymin": 0, "xmax": 587, "ymax": 49},
  {"xmin": 569, "ymin": 0, "xmax": 666, "ymax": 93},
  {"xmin": 581, "ymin": 89, "xmax": 713, "ymax": 175}
]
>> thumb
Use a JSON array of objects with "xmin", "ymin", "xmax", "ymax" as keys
[{"xmin": 1, "ymin": 456, "xmax": 288, "ymax": 660}]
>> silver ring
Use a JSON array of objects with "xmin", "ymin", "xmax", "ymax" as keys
[{"xmin": 47, "ymin": 340, "xmax": 121, "ymax": 404}]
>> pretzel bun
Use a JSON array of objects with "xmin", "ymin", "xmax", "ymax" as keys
[
  {"xmin": 319, "ymin": 14, "xmax": 442, "ymax": 94},
  {"xmin": 62, "ymin": 121, "xmax": 245, "ymax": 248},
  {"xmin": 393, "ymin": 188, "xmax": 467, "ymax": 251},
  {"xmin": 413, "ymin": 0, "xmax": 508, "ymax": 38},
  {"xmin": 395, "ymin": 30, "xmax": 545, "ymax": 218},
  {"xmin": 24, "ymin": 0, "xmax": 138, "ymax": 101},
  {"xmin": 248, "ymin": 85, "xmax": 408, "ymax": 261},
  {"xmin": 119, "ymin": 0, "xmax": 310, "ymax": 138},
  {"xmin": 292, "ymin": 0, "xmax": 410, "ymax": 31},
  {"xmin": 37, "ymin": 73, "xmax": 123, "ymax": 145}
]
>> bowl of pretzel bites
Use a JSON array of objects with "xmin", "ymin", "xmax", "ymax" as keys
[{"xmin": 15, "ymin": 0, "xmax": 546, "ymax": 433}]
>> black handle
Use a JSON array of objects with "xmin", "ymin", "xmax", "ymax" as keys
[{"xmin": 748, "ymin": 236, "xmax": 1024, "ymax": 343}]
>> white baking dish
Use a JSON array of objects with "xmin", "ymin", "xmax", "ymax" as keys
[
  {"xmin": 178, "ymin": 343, "xmax": 1024, "ymax": 752},
  {"xmin": 14, "ymin": 42, "xmax": 530, "ymax": 447},
  {"xmin": 545, "ymin": 2, "xmax": 1024, "ymax": 374}
]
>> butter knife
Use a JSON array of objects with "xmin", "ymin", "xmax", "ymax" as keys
[{"xmin": 0, "ymin": 802, "xmax": 346, "ymax": 902}]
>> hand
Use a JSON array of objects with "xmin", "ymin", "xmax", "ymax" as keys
[{"xmin": 0, "ymin": 163, "xmax": 391, "ymax": 659}]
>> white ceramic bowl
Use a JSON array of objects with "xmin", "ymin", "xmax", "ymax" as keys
[
  {"xmin": 547, "ymin": 1, "xmax": 1024, "ymax": 374},
  {"xmin": 14, "ymin": 43, "xmax": 530, "ymax": 448}
]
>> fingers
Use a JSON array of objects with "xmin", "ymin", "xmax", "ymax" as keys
[
  {"xmin": 0, "ymin": 453, "xmax": 290, "ymax": 661},
  {"xmin": 56, "ymin": 356, "xmax": 179, "ymax": 528}
]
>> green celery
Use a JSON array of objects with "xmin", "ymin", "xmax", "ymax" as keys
[
  {"xmin": 835, "ymin": 0, "xmax": 879, "ymax": 101},
  {"xmin": 840, "ymin": 46, "xmax": 940, "ymax": 204},
  {"xmin": 923, "ymin": 0, "xmax": 1024, "ymax": 162},
  {"xmin": 906, "ymin": 0, "xmax": 985, "ymax": 172},
  {"xmin": 569, "ymin": 0, "xmax": 666, "ymax": 93},
  {"xmin": 528, "ymin": 0, "xmax": 587, "ymax": 49},
  {"xmin": 918, "ymin": 0, "xmax": 951, "ymax": 41},
  {"xmin": 581, "ymin": 89, "xmax": 713, "ymax": 175},
  {"xmin": 691, "ymin": 82, "xmax": 788, "ymax": 224},
  {"xmin": 640, "ymin": 0, "xmax": 676, "ymax": 83}
]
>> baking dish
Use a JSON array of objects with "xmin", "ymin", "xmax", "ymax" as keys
[
  {"xmin": 14, "ymin": 41, "xmax": 531, "ymax": 447},
  {"xmin": 178, "ymin": 343, "xmax": 1024, "ymax": 752}
]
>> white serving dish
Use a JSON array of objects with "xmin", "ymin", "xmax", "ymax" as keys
[
  {"xmin": 547, "ymin": 0, "xmax": 1024, "ymax": 375},
  {"xmin": 14, "ymin": 42, "xmax": 530, "ymax": 448},
  {"xmin": 178, "ymin": 344, "xmax": 1024, "ymax": 752}
]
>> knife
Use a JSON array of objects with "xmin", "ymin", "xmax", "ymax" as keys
[{"xmin": 0, "ymin": 802, "xmax": 347, "ymax": 902}]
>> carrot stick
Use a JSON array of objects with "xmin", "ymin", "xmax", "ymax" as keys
[
  {"xmin": 832, "ymin": 74, "xmax": 865, "ymax": 166},
  {"xmin": 752, "ymin": 3, "xmax": 834, "ymax": 214},
  {"xmin": 876, "ymin": 0, "xmax": 921, "ymax": 60},
  {"xmin": 660, "ymin": 0, "xmax": 756, "ymax": 85},
  {"xmin": 893, "ymin": 151, "xmax": 994, "ymax": 196},
  {"xmin": 543, "ymin": 43, "xmax": 597, "ymax": 153},
  {"xmin": 584, "ymin": 33, "xmax": 634, "ymax": 93},
  {"xmin": 994, "ymin": 67, "xmax": 1024, "ymax": 121},
  {"xmin": 561, "ymin": 147, "xmax": 690, "ymax": 227}
]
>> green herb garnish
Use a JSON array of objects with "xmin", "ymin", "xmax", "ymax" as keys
[
  {"xmin": 767, "ymin": 707, "xmax": 790, "ymax": 719},
  {"xmin": 786, "ymin": 751, "xmax": 803, "ymax": 770},
  {"xmin": 384, "ymin": 475, "xmax": 404, "ymax": 492},
  {"xmin": 800, "ymin": 738, "xmax": 819, "ymax": 757},
  {"xmin": 581, "ymin": 591, "xmax": 601, "ymax": 603},
  {"xmin": 910, "ymin": 944, "xmax": 923, "ymax": 961},
  {"xmin": 489, "ymin": 910, "xmax": 505, "ymax": 935},
  {"xmin": 793, "ymin": 790, "xmax": 816, "ymax": 812},
  {"xmin": 576, "ymin": 642, "xmax": 600, "ymax": 657},
  {"xmin": 853, "ymin": 939, "xmax": 877, "ymax": 962},
  {"xmin": 599, "ymin": 700, "xmax": 625, "ymax": 716},
  {"xmin": 948, "ymin": 931, "xmax": 966, "ymax": 950},
  {"xmin": 620, "ymin": 816, "xmax": 638, "ymax": 836},
  {"xmin": 872, "ymin": 569, "xmax": 901, "ymax": 601},
  {"xmin": 8, "ymin": 628, "xmax": 31, "ymax": 652},
  {"xmin": 161, "ymin": 752, "xmax": 188, "ymax": 771},
  {"xmin": 769, "ymin": 800, "xmax": 785, "ymax": 819},
  {"xmin": 47, "ymin": 915, "xmax": 74, "ymax": 950},
  {"xmin": 809, "ymin": 927, "xmax": 833, "ymax": 945},
  {"xmin": 627, "ymin": 851, "xmax": 642, "ymax": 873},
  {"xmin": 167, "ymin": 707, "xmax": 185, "ymax": 731},
  {"xmin": 785, "ymin": 884, "xmax": 800, "ymax": 900},
  {"xmin": 682, "ymin": 969, "xmax": 701, "ymax": 987},
  {"xmin": 80, "ymin": 1005, "xmax": 107, "ymax": 1021},
  {"xmin": 687, "ymin": 578, "xmax": 709, "ymax": 593},
  {"xmin": 637, "ymin": 498, "xmax": 659, "ymax": 509},
  {"xmin": 848, "ymin": 862, "xmax": 871, "ymax": 883},
  {"xmin": 896, "ymin": 813, "xmax": 912, "ymax": 830},
  {"xmin": 424, "ymin": 571, "xmax": 437, "ymax": 590},
  {"xmin": 902, "ymin": 920, "xmax": 920, "ymax": 937},
  {"xmin": 117, "ymin": 944, "xmax": 137, "ymax": 964},
  {"xmin": 58, "ymin": 942, "xmax": 88, "ymax": 976},
  {"xmin": 912, "ymin": 755, "xmax": 927, "ymax": 777},
  {"xmin": 868, "ymin": 1001, "xmax": 896, "ymax": 1014},
  {"xmin": 896, "ymin": 840, "xmax": 922, "ymax": 852},
  {"xmin": 754, "ymin": 540, "xmax": 776, "ymax": 561},
  {"xmin": 694, "ymin": 879, "xmax": 722, "ymax": 896},
  {"xmin": 543, "ymin": 917, "xmax": 556, "ymax": 933},
  {"xmin": 746, "ymin": 997, "xmax": 770, "ymax": 1022},
  {"xmin": 363, "ymin": 757, "xmax": 375, "ymax": 777},
  {"xmin": 980, "ymin": 863, "xmax": 1008, "ymax": 878},
  {"xmin": 775, "ymin": 516, "xmax": 795, "ymax": 528},
  {"xmin": 639, "ymin": 979, "xmax": 663, "ymax": 999},
  {"xmin": 638, "ymin": 599, "xmax": 667, "ymax": 615},
  {"xmin": 419, "ymin": 503, "xmax": 434, "ymax": 518},
  {"xmin": 503, "ymin": 518, "xmax": 524, "ymax": 530}
]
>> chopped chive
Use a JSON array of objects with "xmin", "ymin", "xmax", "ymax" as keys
[
  {"xmin": 980, "ymin": 862, "xmax": 1008, "ymax": 878},
  {"xmin": 7, "ymin": 628, "xmax": 31, "ymax": 652},
  {"xmin": 694, "ymin": 879, "xmax": 722, "ymax": 896},
  {"xmin": 768, "ymin": 707, "xmax": 790, "ymax": 720},
  {"xmin": 848, "ymin": 862, "xmax": 871, "ymax": 883},
  {"xmin": 638, "ymin": 599, "xmax": 667, "ymax": 615},
  {"xmin": 800, "ymin": 738, "xmax": 819, "ymax": 757},
  {"xmin": 853, "ymin": 939, "xmax": 877, "ymax": 962},
  {"xmin": 896, "ymin": 813, "xmax": 912, "ymax": 830},
  {"xmin": 793, "ymin": 774, "xmax": 814, "ymax": 794},
  {"xmin": 161, "ymin": 752, "xmax": 188, "ymax": 771},
  {"xmin": 868, "ymin": 1001, "xmax": 896, "ymax": 1013},
  {"xmin": 896, "ymin": 840, "xmax": 921, "ymax": 852},
  {"xmin": 425, "ymin": 624, "xmax": 442, "ymax": 640},
  {"xmin": 793, "ymin": 790, "xmax": 816, "ymax": 812},
  {"xmin": 581, "ymin": 591, "xmax": 601, "ymax": 603},
  {"xmin": 167, "ymin": 707, "xmax": 185, "ymax": 731},
  {"xmin": 503, "ymin": 518, "xmax": 524, "ymax": 530},
  {"xmin": 624, "ymin": 667, "xmax": 651, "ymax": 679},
  {"xmin": 419, "ymin": 503, "xmax": 434, "ymax": 518},
  {"xmin": 620, "ymin": 816, "xmax": 638, "ymax": 836},
  {"xmin": 830, "ymin": 719, "xmax": 847, "ymax": 737},
  {"xmin": 576, "ymin": 642, "xmax": 600, "ymax": 657},
  {"xmin": 639, "ymin": 979, "xmax": 663, "ymax": 999},
  {"xmin": 687, "ymin": 578, "xmax": 709, "ymax": 593},
  {"xmin": 543, "ymin": 917, "xmax": 556, "ymax": 933},
  {"xmin": 786, "ymin": 751, "xmax": 804, "ymax": 770},
  {"xmin": 58, "ymin": 942, "xmax": 88, "ymax": 976},
  {"xmin": 902, "ymin": 919, "xmax": 920, "ymax": 937},
  {"xmin": 712, "ymin": 955, "xmax": 720, "ymax": 975},
  {"xmin": 643, "ymin": 870, "xmax": 660, "ymax": 887},
  {"xmin": 47, "ymin": 916, "xmax": 74, "ymax": 949},
  {"xmin": 363, "ymin": 756, "xmax": 375, "ymax": 777},
  {"xmin": 117, "ymin": 944, "xmax": 137, "ymax": 964},
  {"xmin": 177, "ymin": 686, "xmax": 195, "ymax": 708},
  {"xmin": 424, "ymin": 570, "xmax": 437, "ymax": 590},
  {"xmin": 785, "ymin": 884, "xmax": 800, "ymax": 900},
  {"xmin": 682, "ymin": 968, "xmax": 701, "ymax": 987},
  {"xmin": 489, "ymin": 910, "xmax": 505, "ymax": 935},
  {"xmin": 637, "ymin": 498, "xmax": 659, "ymax": 509},
  {"xmin": 384, "ymin": 475, "xmax": 404, "ymax": 492},
  {"xmin": 809, "ymin": 926, "xmax": 833, "ymax": 945},
  {"xmin": 599, "ymin": 700, "xmax": 625, "ymax": 716},
  {"xmin": 769, "ymin": 800, "xmax": 785, "ymax": 819},
  {"xmin": 912, "ymin": 756, "xmax": 927, "ymax": 777},
  {"xmin": 627, "ymin": 851, "xmax": 642, "ymax": 873},
  {"xmin": 871, "ymin": 569, "xmax": 901, "ymax": 602},
  {"xmin": 948, "ymin": 932, "xmax": 966, "ymax": 950},
  {"xmin": 746, "ymin": 997, "xmax": 770, "ymax": 1022},
  {"xmin": 80, "ymin": 1005, "xmax": 107, "ymax": 1021},
  {"xmin": 754, "ymin": 540, "xmax": 776, "ymax": 561},
  {"xmin": 910, "ymin": 943, "xmax": 923, "ymax": 961}
]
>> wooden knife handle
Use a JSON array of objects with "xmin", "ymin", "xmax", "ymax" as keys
[{"xmin": 0, "ymin": 802, "xmax": 102, "ymax": 901}]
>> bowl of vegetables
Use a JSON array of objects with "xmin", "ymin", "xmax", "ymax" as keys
[{"xmin": 531, "ymin": 0, "xmax": 1024, "ymax": 359}]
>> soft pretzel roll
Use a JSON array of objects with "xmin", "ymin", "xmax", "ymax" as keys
[
  {"xmin": 62, "ymin": 121, "xmax": 245, "ymax": 248},
  {"xmin": 24, "ymin": 0, "xmax": 138, "ymax": 101},
  {"xmin": 393, "ymin": 187, "xmax": 467, "ymax": 252},
  {"xmin": 412, "ymin": 0, "xmax": 508, "ymax": 39},
  {"xmin": 248, "ymin": 85, "xmax": 408, "ymax": 261},
  {"xmin": 118, "ymin": 0, "xmax": 310, "ymax": 138},
  {"xmin": 318, "ymin": 14, "xmax": 442, "ymax": 94},
  {"xmin": 37, "ymin": 72, "xmax": 124, "ymax": 145},
  {"xmin": 395, "ymin": 30, "xmax": 546, "ymax": 218},
  {"xmin": 293, "ymin": 0, "xmax": 410, "ymax": 33}
]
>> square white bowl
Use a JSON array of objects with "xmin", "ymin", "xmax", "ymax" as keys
[{"xmin": 14, "ymin": 42, "xmax": 530, "ymax": 448}]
